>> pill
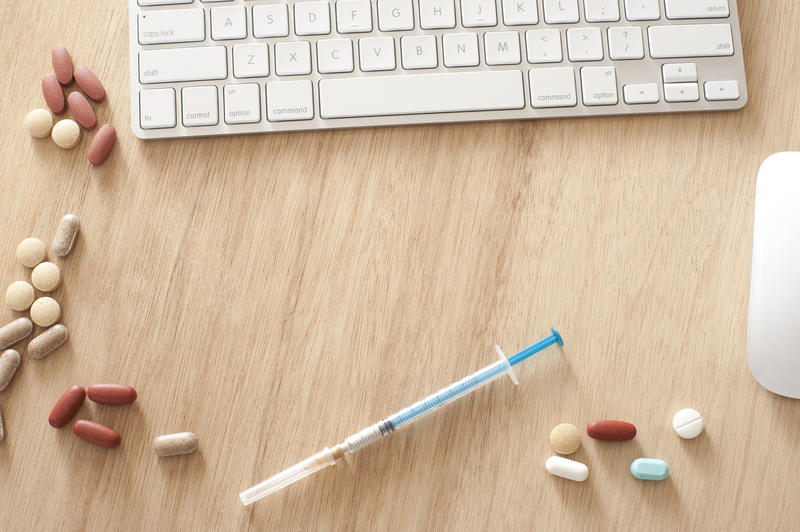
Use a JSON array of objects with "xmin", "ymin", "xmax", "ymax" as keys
[
  {"xmin": 72, "ymin": 420, "xmax": 121, "ymax": 448},
  {"xmin": 549, "ymin": 423, "xmax": 581, "ymax": 455},
  {"xmin": 67, "ymin": 92, "xmax": 97, "ymax": 130},
  {"xmin": 42, "ymin": 74, "xmax": 66, "ymax": 115},
  {"xmin": 0, "ymin": 317, "xmax": 33, "ymax": 350},
  {"xmin": 28, "ymin": 324, "xmax": 68, "ymax": 360},
  {"xmin": 51, "ymin": 214, "xmax": 80, "ymax": 257},
  {"xmin": 31, "ymin": 262, "xmax": 62, "ymax": 292},
  {"xmin": 672, "ymin": 408, "xmax": 704, "ymax": 439},
  {"xmin": 153, "ymin": 432, "xmax": 199, "ymax": 457},
  {"xmin": 48, "ymin": 385, "xmax": 86, "ymax": 428},
  {"xmin": 24, "ymin": 108, "xmax": 54, "ymax": 139},
  {"xmin": 630, "ymin": 458, "xmax": 669, "ymax": 481},
  {"xmin": 6, "ymin": 281, "xmax": 35, "ymax": 311},
  {"xmin": 546, "ymin": 456, "xmax": 589, "ymax": 482},
  {"xmin": 52, "ymin": 119, "xmax": 81, "ymax": 149},
  {"xmin": 30, "ymin": 297, "xmax": 61, "ymax": 327},
  {"xmin": 587, "ymin": 420, "xmax": 637, "ymax": 441},
  {"xmin": 0, "ymin": 349, "xmax": 21, "ymax": 391},
  {"xmin": 74, "ymin": 66, "xmax": 106, "ymax": 103},
  {"xmin": 87, "ymin": 125, "xmax": 116, "ymax": 166},
  {"xmin": 88, "ymin": 384, "xmax": 137, "ymax": 405},
  {"xmin": 52, "ymin": 45, "xmax": 74, "ymax": 85},
  {"xmin": 16, "ymin": 237, "xmax": 46, "ymax": 268}
]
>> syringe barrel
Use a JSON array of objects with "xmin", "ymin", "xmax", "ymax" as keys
[{"xmin": 239, "ymin": 447, "xmax": 336, "ymax": 506}]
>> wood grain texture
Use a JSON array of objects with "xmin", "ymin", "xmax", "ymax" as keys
[{"xmin": 1, "ymin": 2, "xmax": 799, "ymax": 530}]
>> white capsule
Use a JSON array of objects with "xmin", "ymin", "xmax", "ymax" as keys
[
  {"xmin": 546, "ymin": 456, "xmax": 589, "ymax": 482},
  {"xmin": 672, "ymin": 408, "xmax": 704, "ymax": 439}
]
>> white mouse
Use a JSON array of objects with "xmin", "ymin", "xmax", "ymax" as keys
[{"xmin": 747, "ymin": 152, "xmax": 800, "ymax": 399}]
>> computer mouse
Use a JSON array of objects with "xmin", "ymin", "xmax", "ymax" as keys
[{"xmin": 747, "ymin": 152, "xmax": 800, "ymax": 399}]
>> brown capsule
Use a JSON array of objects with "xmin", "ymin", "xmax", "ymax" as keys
[
  {"xmin": 28, "ymin": 324, "xmax": 68, "ymax": 360},
  {"xmin": 72, "ymin": 420, "xmax": 121, "ymax": 448},
  {"xmin": 49, "ymin": 385, "xmax": 86, "ymax": 428},
  {"xmin": 42, "ymin": 75, "xmax": 66, "ymax": 115},
  {"xmin": 587, "ymin": 420, "xmax": 637, "ymax": 441},
  {"xmin": 88, "ymin": 384, "xmax": 137, "ymax": 405},
  {"xmin": 0, "ymin": 349, "xmax": 21, "ymax": 391},
  {"xmin": 67, "ymin": 92, "xmax": 97, "ymax": 130},
  {"xmin": 0, "ymin": 318, "xmax": 33, "ymax": 351},
  {"xmin": 51, "ymin": 214, "xmax": 80, "ymax": 257},
  {"xmin": 74, "ymin": 66, "xmax": 106, "ymax": 103},
  {"xmin": 52, "ymin": 45, "xmax": 74, "ymax": 85},
  {"xmin": 87, "ymin": 125, "xmax": 116, "ymax": 166}
]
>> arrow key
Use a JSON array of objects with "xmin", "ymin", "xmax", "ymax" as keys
[
  {"xmin": 623, "ymin": 83, "xmax": 659, "ymax": 104},
  {"xmin": 704, "ymin": 80, "xmax": 740, "ymax": 101},
  {"xmin": 662, "ymin": 63, "xmax": 697, "ymax": 83},
  {"xmin": 664, "ymin": 82, "xmax": 699, "ymax": 102}
]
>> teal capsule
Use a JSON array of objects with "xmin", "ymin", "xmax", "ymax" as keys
[{"xmin": 630, "ymin": 458, "xmax": 669, "ymax": 481}]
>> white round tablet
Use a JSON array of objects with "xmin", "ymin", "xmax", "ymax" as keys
[{"xmin": 672, "ymin": 408, "xmax": 704, "ymax": 439}]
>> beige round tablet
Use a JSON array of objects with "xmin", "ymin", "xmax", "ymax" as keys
[
  {"xmin": 30, "ymin": 297, "xmax": 61, "ymax": 327},
  {"xmin": 31, "ymin": 262, "xmax": 61, "ymax": 292},
  {"xmin": 51, "ymin": 119, "xmax": 80, "ymax": 149},
  {"xmin": 24, "ymin": 108, "xmax": 54, "ymax": 139},
  {"xmin": 550, "ymin": 423, "xmax": 581, "ymax": 455},
  {"xmin": 6, "ymin": 281, "xmax": 35, "ymax": 312},
  {"xmin": 16, "ymin": 238, "xmax": 46, "ymax": 268}
]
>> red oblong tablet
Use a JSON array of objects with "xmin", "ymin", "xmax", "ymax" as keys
[
  {"xmin": 49, "ymin": 385, "xmax": 86, "ymax": 428},
  {"xmin": 87, "ymin": 384, "xmax": 137, "ymax": 405},
  {"xmin": 74, "ymin": 66, "xmax": 106, "ymax": 103},
  {"xmin": 87, "ymin": 125, "xmax": 116, "ymax": 166},
  {"xmin": 587, "ymin": 420, "xmax": 637, "ymax": 441},
  {"xmin": 42, "ymin": 74, "xmax": 66, "ymax": 115},
  {"xmin": 52, "ymin": 45, "xmax": 74, "ymax": 85},
  {"xmin": 72, "ymin": 420, "xmax": 121, "ymax": 448},
  {"xmin": 67, "ymin": 92, "xmax": 97, "ymax": 130}
]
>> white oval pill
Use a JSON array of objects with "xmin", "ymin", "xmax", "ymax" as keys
[
  {"xmin": 672, "ymin": 408, "xmax": 704, "ymax": 439},
  {"xmin": 546, "ymin": 456, "xmax": 589, "ymax": 482}
]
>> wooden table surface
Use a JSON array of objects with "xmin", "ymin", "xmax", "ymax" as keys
[{"xmin": 1, "ymin": 2, "xmax": 799, "ymax": 530}]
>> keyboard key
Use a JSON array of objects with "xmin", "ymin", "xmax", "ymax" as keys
[
  {"xmin": 419, "ymin": 0, "xmax": 456, "ymax": 29},
  {"xmin": 525, "ymin": 29, "xmax": 561, "ymax": 63},
  {"xmin": 138, "ymin": 9, "xmax": 205, "ymax": 45},
  {"xmin": 211, "ymin": 6, "xmax": 247, "ymax": 40},
  {"xmin": 319, "ymin": 70, "xmax": 524, "ymax": 118},
  {"xmin": 275, "ymin": 41, "xmax": 312, "ymax": 75},
  {"xmin": 139, "ymin": 46, "xmax": 227, "ymax": 84},
  {"xmin": 401, "ymin": 35, "xmax": 438, "ymax": 69},
  {"xmin": 648, "ymin": 24, "xmax": 734, "ymax": 58},
  {"xmin": 543, "ymin": 0, "xmax": 578, "ymax": 24},
  {"xmin": 484, "ymin": 32, "xmax": 521, "ymax": 65},
  {"xmin": 583, "ymin": 0, "xmax": 619, "ymax": 22},
  {"xmin": 138, "ymin": 0, "xmax": 192, "ymax": 5},
  {"xmin": 233, "ymin": 44, "xmax": 269, "ymax": 78},
  {"xmin": 378, "ymin": 0, "xmax": 414, "ymax": 31},
  {"xmin": 624, "ymin": 0, "xmax": 659, "ymax": 20},
  {"xmin": 252, "ymin": 4, "xmax": 290, "ymax": 37},
  {"xmin": 665, "ymin": 0, "xmax": 729, "ymax": 19},
  {"xmin": 580, "ymin": 66, "xmax": 617, "ymax": 106},
  {"xmin": 140, "ymin": 88, "xmax": 176, "ymax": 129},
  {"xmin": 502, "ymin": 0, "xmax": 538, "ymax": 25},
  {"xmin": 182, "ymin": 86, "xmax": 219, "ymax": 126},
  {"xmin": 529, "ymin": 67, "xmax": 576, "ymax": 108},
  {"xmin": 224, "ymin": 83, "xmax": 261, "ymax": 124},
  {"xmin": 336, "ymin": 0, "xmax": 373, "ymax": 33},
  {"xmin": 317, "ymin": 39, "xmax": 355, "ymax": 73},
  {"xmin": 567, "ymin": 28, "xmax": 603, "ymax": 61},
  {"xmin": 295, "ymin": 2, "xmax": 331, "ymax": 35},
  {"xmin": 443, "ymin": 33, "xmax": 479, "ymax": 67},
  {"xmin": 266, "ymin": 80, "xmax": 314, "ymax": 121},
  {"xmin": 662, "ymin": 63, "xmax": 696, "ymax": 83},
  {"xmin": 461, "ymin": 0, "xmax": 497, "ymax": 27},
  {"xmin": 704, "ymin": 80, "xmax": 739, "ymax": 101},
  {"xmin": 623, "ymin": 83, "xmax": 659, "ymax": 104},
  {"xmin": 359, "ymin": 37, "xmax": 396, "ymax": 71},
  {"xmin": 608, "ymin": 27, "xmax": 644, "ymax": 60},
  {"xmin": 664, "ymin": 82, "xmax": 699, "ymax": 102}
]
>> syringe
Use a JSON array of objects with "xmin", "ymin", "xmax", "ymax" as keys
[{"xmin": 240, "ymin": 328, "xmax": 563, "ymax": 505}]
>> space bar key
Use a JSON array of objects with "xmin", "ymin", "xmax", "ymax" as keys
[{"xmin": 319, "ymin": 71, "xmax": 525, "ymax": 119}]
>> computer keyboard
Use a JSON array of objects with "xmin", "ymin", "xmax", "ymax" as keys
[{"xmin": 128, "ymin": 0, "xmax": 747, "ymax": 139}]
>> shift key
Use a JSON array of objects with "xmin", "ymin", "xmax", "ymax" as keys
[
  {"xmin": 648, "ymin": 24, "xmax": 734, "ymax": 58},
  {"xmin": 139, "ymin": 46, "xmax": 227, "ymax": 84}
]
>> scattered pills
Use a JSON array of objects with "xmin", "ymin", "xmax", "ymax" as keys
[
  {"xmin": 24, "ymin": 108, "xmax": 54, "ymax": 139},
  {"xmin": 42, "ymin": 74, "xmax": 66, "ymax": 115},
  {"xmin": 52, "ymin": 119, "xmax": 81, "ymax": 149},
  {"xmin": 6, "ymin": 281, "xmax": 35, "ymax": 311},
  {"xmin": 0, "ymin": 317, "xmax": 34, "ymax": 350},
  {"xmin": 49, "ymin": 385, "xmax": 86, "ymax": 428},
  {"xmin": 630, "ymin": 458, "xmax": 670, "ymax": 481},
  {"xmin": 549, "ymin": 423, "xmax": 581, "ymax": 455},
  {"xmin": 587, "ymin": 420, "xmax": 637, "ymax": 441},
  {"xmin": 153, "ymin": 432, "xmax": 199, "ymax": 457},
  {"xmin": 51, "ymin": 214, "xmax": 80, "ymax": 257},
  {"xmin": 16, "ymin": 237, "xmax": 46, "ymax": 268},
  {"xmin": 30, "ymin": 297, "xmax": 61, "ymax": 327},
  {"xmin": 0, "ymin": 349, "xmax": 21, "ymax": 391},
  {"xmin": 67, "ymin": 92, "xmax": 97, "ymax": 130},
  {"xmin": 28, "ymin": 323, "xmax": 68, "ymax": 360},
  {"xmin": 72, "ymin": 419, "xmax": 121, "ymax": 448},
  {"xmin": 88, "ymin": 384, "xmax": 137, "ymax": 405},
  {"xmin": 546, "ymin": 456, "xmax": 589, "ymax": 482},
  {"xmin": 52, "ymin": 45, "xmax": 74, "ymax": 85},
  {"xmin": 672, "ymin": 408, "xmax": 704, "ymax": 439},
  {"xmin": 31, "ymin": 262, "xmax": 62, "ymax": 292},
  {"xmin": 74, "ymin": 66, "xmax": 106, "ymax": 103},
  {"xmin": 88, "ymin": 125, "xmax": 116, "ymax": 166}
]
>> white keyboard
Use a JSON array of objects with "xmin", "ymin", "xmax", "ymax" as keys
[{"xmin": 128, "ymin": 0, "xmax": 747, "ymax": 139}]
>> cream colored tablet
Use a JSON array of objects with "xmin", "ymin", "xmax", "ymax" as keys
[
  {"xmin": 16, "ymin": 238, "xmax": 46, "ymax": 268},
  {"xmin": 549, "ymin": 423, "xmax": 581, "ymax": 455},
  {"xmin": 6, "ymin": 281, "xmax": 35, "ymax": 311},
  {"xmin": 30, "ymin": 297, "xmax": 61, "ymax": 327},
  {"xmin": 51, "ymin": 119, "xmax": 81, "ymax": 149},
  {"xmin": 24, "ymin": 108, "xmax": 54, "ymax": 139},
  {"xmin": 31, "ymin": 262, "xmax": 61, "ymax": 292}
]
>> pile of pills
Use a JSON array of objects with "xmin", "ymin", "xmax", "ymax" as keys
[
  {"xmin": 49, "ymin": 384, "xmax": 137, "ymax": 448},
  {"xmin": 24, "ymin": 46, "xmax": 116, "ymax": 166}
]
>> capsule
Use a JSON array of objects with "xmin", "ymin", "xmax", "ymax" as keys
[
  {"xmin": 587, "ymin": 420, "xmax": 637, "ymax": 441},
  {"xmin": 0, "ymin": 349, "xmax": 21, "ymax": 391},
  {"xmin": 545, "ymin": 456, "xmax": 589, "ymax": 482},
  {"xmin": 0, "ymin": 317, "xmax": 33, "ymax": 351},
  {"xmin": 88, "ymin": 384, "xmax": 137, "ymax": 405},
  {"xmin": 153, "ymin": 432, "xmax": 199, "ymax": 457},
  {"xmin": 630, "ymin": 458, "xmax": 670, "ymax": 481},
  {"xmin": 72, "ymin": 420, "xmax": 121, "ymax": 448},
  {"xmin": 49, "ymin": 385, "xmax": 86, "ymax": 428},
  {"xmin": 51, "ymin": 214, "xmax": 80, "ymax": 257},
  {"xmin": 28, "ymin": 324, "xmax": 68, "ymax": 360}
]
